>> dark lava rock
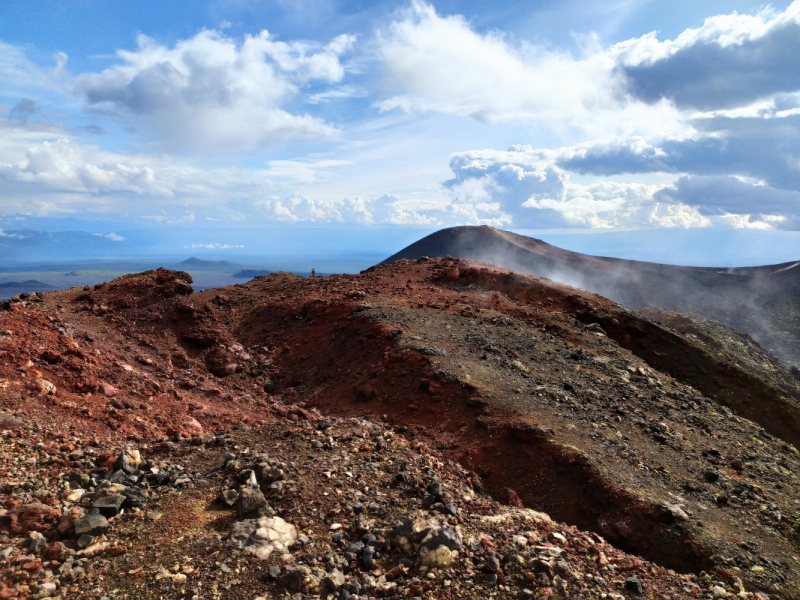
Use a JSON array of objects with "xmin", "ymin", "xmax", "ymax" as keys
[
  {"xmin": 237, "ymin": 486, "xmax": 267, "ymax": 517},
  {"xmin": 73, "ymin": 513, "xmax": 109, "ymax": 537},
  {"xmin": 362, "ymin": 545, "xmax": 374, "ymax": 570},
  {"xmin": 122, "ymin": 488, "xmax": 148, "ymax": 509},
  {"xmin": 277, "ymin": 567, "xmax": 307, "ymax": 590},
  {"xmin": 93, "ymin": 495, "xmax": 125, "ymax": 517},
  {"xmin": 531, "ymin": 558, "xmax": 554, "ymax": 578},
  {"xmin": 427, "ymin": 481, "xmax": 443, "ymax": 498},
  {"xmin": 625, "ymin": 577, "xmax": 643, "ymax": 594},
  {"xmin": 485, "ymin": 555, "xmax": 501, "ymax": 572}
]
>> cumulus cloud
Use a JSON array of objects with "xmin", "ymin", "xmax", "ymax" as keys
[
  {"xmin": 2, "ymin": 2, "xmax": 797, "ymax": 234},
  {"xmin": 2, "ymin": 138, "xmax": 174, "ymax": 196},
  {"xmin": 375, "ymin": 1, "xmax": 686, "ymax": 137},
  {"xmin": 654, "ymin": 175, "xmax": 799, "ymax": 230},
  {"xmin": 554, "ymin": 114, "xmax": 800, "ymax": 191},
  {"xmin": 255, "ymin": 194, "xmax": 350, "ymax": 223},
  {"xmin": 0, "ymin": 130, "xmax": 283, "ymax": 217},
  {"xmin": 253, "ymin": 192, "xmax": 439, "ymax": 225},
  {"xmin": 75, "ymin": 30, "xmax": 355, "ymax": 149},
  {"xmin": 363, "ymin": 194, "xmax": 441, "ymax": 225},
  {"xmin": 614, "ymin": 2, "xmax": 800, "ymax": 110},
  {"xmin": 444, "ymin": 144, "xmax": 798, "ymax": 230},
  {"xmin": 375, "ymin": 1, "xmax": 800, "ymax": 147}
]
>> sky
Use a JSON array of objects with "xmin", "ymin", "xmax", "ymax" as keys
[{"xmin": 1, "ymin": 0, "xmax": 798, "ymax": 266}]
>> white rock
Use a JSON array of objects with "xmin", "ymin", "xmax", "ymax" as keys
[
  {"xmin": 548, "ymin": 531, "xmax": 567, "ymax": 546},
  {"xmin": 419, "ymin": 543, "xmax": 456, "ymax": 568},
  {"xmin": 229, "ymin": 516, "xmax": 297, "ymax": 561},
  {"xmin": 512, "ymin": 535, "xmax": 529, "ymax": 546}
]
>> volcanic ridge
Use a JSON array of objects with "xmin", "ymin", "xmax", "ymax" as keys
[
  {"xmin": 0, "ymin": 249, "xmax": 799, "ymax": 600},
  {"xmin": 384, "ymin": 226, "xmax": 800, "ymax": 369}
]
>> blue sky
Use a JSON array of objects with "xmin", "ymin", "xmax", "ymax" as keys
[{"xmin": 1, "ymin": 1, "xmax": 798, "ymax": 265}]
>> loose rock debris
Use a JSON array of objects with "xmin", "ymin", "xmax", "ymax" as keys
[
  {"xmin": 0, "ymin": 418, "xmax": 760, "ymax": 599},
  {"xmin": 1, "ymin": 260, "xmax": 798, "ymax": 599}
]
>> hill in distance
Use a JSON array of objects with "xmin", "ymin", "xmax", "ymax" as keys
[
  {"xmin": 0, "ymin": 279, "xmax": 57, "ymax": 290},
  {"xmin": 383, "ymin": 226, "xmax": 800, "ymax": 367},
  {"xmin": 176, "ymin": 257, "xmax": 244, "ymax": 271}
]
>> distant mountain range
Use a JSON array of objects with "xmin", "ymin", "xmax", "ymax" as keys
[{"xmin": 0, "ymin": 279, "xmax": 57, "ymax": 290}]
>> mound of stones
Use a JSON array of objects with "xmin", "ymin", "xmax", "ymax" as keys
[{"xmin": 0, "ymin": 430, "xmax": 190, "ymax": 600}]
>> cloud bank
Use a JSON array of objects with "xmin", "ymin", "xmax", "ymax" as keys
[
  {"xmin": 0, "ymin": 1, "xmax": 797, "ymax": 232},
  {"xmin": 399, "ymin": 1, "xmax": 799, "ymax": 231}
]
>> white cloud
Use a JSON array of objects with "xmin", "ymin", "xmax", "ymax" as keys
[
  {"xmin": 306, "ymin": 85, "xmax": 367, "ymax": 104},
  {"xmin": 653, "ymin": 175, "xmax": 798, "ymax": 229},
  {"xmin": 0, "ymin": 128, "xmax": 281, "ymax": 217},
  {"xmin": 142, "ymin": 213, "xmax": 195, "ymax": 224},
  {"xmin": 715, "ymin": 213, "xmax": 783, "ymax": 230},
  {"xmin": 2, "ymin": 138, "xmax": 174, "ymax": 196},
  {"xmin": 375, "ymin": 2, "xmax": 687, "ymax": 138},
  {"xmin": 263, "ymin": 159, "xmax": 353, "ymax": 183},
  {"xmin": 255, "ymin": 194, "xmax": 348, "ymax": 223},
  {"xmin": 612, "ymin": 2, "xmax": 800, "ymax": 110},
  {"xmin": 363, "ymin": 194, "xmax": 441, "ymax": 225},
  {"xmin": 187, "ymin": 242, "xmax": 244, "ymax": 249},
  {"xmin": 523, "ymin": 181, "xmax": 711, "ymax": 229},
  {"xmin": 92, "ymin": 232, "xmax": 125, "ymax": 241},
  {"xmin": 374, "ymin": 1, "xmax": 800, "ymax": 145},
  {"xmin": 252, "ymin": 192, "xmax": 439, "ymax": 225},
  {"xmin": 0, "ymin": 41, "xmax": 72, "ymax": 97},
  {"xmin": 444, "ymin": 144, "xmax": 797, "ymax": 230},
  {"xmin": 75, "ymin": 30, "xmax": 355, "ymax": 149},
  {"xmin": 1, "ymin": 3, "xmax": 797, "ymax": 234}
]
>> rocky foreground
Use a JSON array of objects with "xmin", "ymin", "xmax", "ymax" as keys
[
  {"xmin": 0, "ymin": 416, "xmax": 757, "ymax": 600},
  {"xmin": 1, "ymin": 258, "xmax": 799, "ymax": 599}
]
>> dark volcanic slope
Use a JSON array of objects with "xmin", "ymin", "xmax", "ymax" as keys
[
  {"xmin": 383, "ymin": 226, "xmax": 800, "ymax": 368},
  {"xmin": 2, "ymin": 261, "xmax": 799, "ymax": 599}
]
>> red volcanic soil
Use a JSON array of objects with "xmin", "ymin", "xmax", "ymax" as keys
[{"xmin": 1, "ymin": 260, "xmax": 799, "ymax": 599}]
